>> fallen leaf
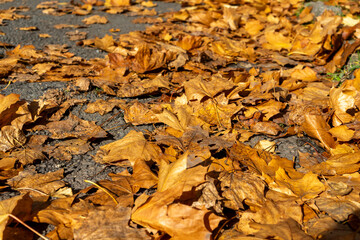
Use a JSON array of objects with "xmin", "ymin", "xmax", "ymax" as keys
[
  {"xmin": 46, "ymin": 113, "xmax": 107, "ymax": 140},
  {"xmin": 74, "ymin": 205, "xmax": 148, "ymax": 239},
  {"xmin": 0, "ymin": 194, "xmax": 33, "ymax": 240},
  {"xmin": 82, "ymin": 15, "xmax": 108, "ymax": 25},
  {"xmin": 275, "ymin": 168, "xmax": 325, "ymax": 200},
  {"xmin": 95, "ymin": 130, "xmax": 161, "ymax": 166},
  {"xmin": 219, "ymin": 171, "xmax": 265, "ymax": 210}
]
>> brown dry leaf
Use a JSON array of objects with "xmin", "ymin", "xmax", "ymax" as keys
[
  {"xmin": 329, "ymin": 125, "xmax": 355, "ymax": 142},
  {"xmin": 66, "ymin": 30, "xmax": 87, "ymax": 41},
  {"xmin": 46, "ymin": 113, "xmax": 107, "ymax": 140},
  {"xmin": 11, "ymin": 147, "xmax": 45, "ymax": 165},
  {"xmin": 85, "ymin": 99, "xmax": 125, "ymax": 115},
  {"xmin": 316, "ymin": 198, "xmax": 360, "ymax": 222},
  {"xmin": 83, "ymin": 179, "xmax": 135, "ymax": 207},
  {"xmin": 192, "ymin": 179, "xmax": 223, "ymax": 214},
  {"xmin": 45, "ymin": 139, "xmax": 91, "ymax": 161},
  {"xmin": 19, "ymin": 26, "xmax": 38, "ymax": 31},
  {"xmin": 275, "ymin": 167, "xmax": 325, "ymax": 200},
  {"xmin": 251, "ymin": 218, "xmax": 313, "ymax": 240},
  {"xmin": 53, "ymin": 24, "xmax": 82, "ymax": 29},
  {"xmin": 329, "ymin": 83, "xmax": 358, "ymax": 125},
  {"xmin": 219, "ymin": 171, "xmax": 265, "ymax": 210},
  {"xmin": 0, "ymin": 94, "xmax": 21, "ymax": 128},
  {"xmin": 94, "ymin": 34, "xmax": 115, "ymax": 52},
  {"xmin": 250, "ymin": 121, "xmax": 282, "ymax": 136},
  {"xmin": 237, "ymin": 199, "xmax": 302, "ymax": 235},
  {"xmin": 298, "ymin": 152, "xmax": 322, "ymax": 170},
  {"xmin": 123, "ymin": 101, "xmax": 159, "ymax": 125},
  {"xmin": 245, "ymin": 19, "xmax": 264, "ymax": 36},
  {"xmin": 156, "ymin": 108, "xmax": 186, "ymax": 132},
  {"xmin": 34, "ymin": 196, "xmax": 89, "ymax": 239},
  {"xmin": 218, "ymin": 229, "xmax": 264, "ymax": 240},
  {"xmin": 254, "ymin": 140, "xmax": 276, "ymax": 153},
  {"xmin": 310, "ymin": 151, "xmax": 360, "ymax": 175},
  {"xmin": 141, "ymin": 1, "xmax": 156, "ymax": 7},
  {"xmin": 306, "ymin": 216, "xmax": 360, "ymax": 240},
  {"xmin": 95, "ymin": 130, "xmax": 161, "ymax": 166},
  {"xmin": 0, "ymin": 194, "xmax": 33, "ymax": 240},
  {"xmin": 105, "ymin": 0, "xmax": 130, "ymax": 7},
  {"xmin": 0, "ymin": 125, "xmax": 26, "ymax": 152},
  {"xmin": 132, "ymin": 159, "xmax": 158, "ymax": 189},
  {"xmin": 129, "ymin": 44, "xmax": 171, "ymax": 73},
  {"xmin": 8, "ymin": 45, "xmax": 44, "ymax": 59},
  {"xmin": 301, "ymin": 112, "xmax": 336, "ymax": 151},
  {"xmin": 39, "ymin": 33, "xmax": 51, "ymax": 38},
  {"xmin": 7, "ymin": 168, "xmax": 66, "ymax": 200},
  {"xmin": 263, "ymin": 31, "xmax": 292, "ymax": 51},
  {"xmin": 32, "ymin": 63, "xmax": 56, "ymax": 75},
  {"xmin": 244, "ymin": 100, "xmax": 284, "ymax": 121},
  {"xmin": 184, "ymin": 75, "xmax": 235, "ymax": 101},
  {"xmin": 230, "ymin": 142, "xmax": 295, "ymax": 178},
  {"xmin": 290, "ymin": 66, "xmax": 318, "ymax": 82},
  {"xmin": 193, "ymin": 98, "xmax": 241, "ymax": 129},
  {"xmin": 175, "ymin": 35, "xmax": 203, "ymax": 51},
  {"xmin": 131, "ymin": 183, "xmax": 222, "ymax": 240},
  {"xmin": 158, "ymin": 152, "xmax": 207, "ymax": 192},
  {"xmin": 222, "ymin": 4, "xmax": 240, "ymax": 30},
  {"xmin": 82, "ymin": 15, "xmax": 108, "ymax": 25},
  {"xmin": 74, "ymin": 205, "xmax": 148, "ymax": 239}
]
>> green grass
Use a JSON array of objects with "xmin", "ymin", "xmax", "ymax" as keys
[{"xmin": 327, "ymin": 52, "xmax": 360, "ymax": 85}]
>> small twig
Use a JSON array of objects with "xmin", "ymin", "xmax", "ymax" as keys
[
  {"xmin": 213, "ymin": 216, "xmax": 238, "ymax": 240},
  {"xmin": 0, "ymin": 80, "xmax": 12, "ymax": 91},
  {"xmin": 84, "ymin": 180, "xmax": 118, "ymax": 205},
  {"xmin": 8, "ymin": 214, "xmax": 49, "ymax": 240},
  {"xmin": 15, "ymin": 188, "xmax": 48, "ymax": 196},
  {"xmin": 99, "ymin": 111, "xmax": 122, "ymax": 127}
]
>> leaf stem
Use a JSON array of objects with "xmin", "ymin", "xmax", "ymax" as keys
[{"xmin": 8, "ymin": 214, "xmax": 49, "ymax": 240}]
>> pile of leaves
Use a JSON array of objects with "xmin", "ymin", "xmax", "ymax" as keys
[{"xmin": 1, "ymin": 0, "xmax": 360, "ymax": 239}]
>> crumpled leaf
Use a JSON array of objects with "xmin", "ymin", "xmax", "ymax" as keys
[
  {"xmin": 7, "ymin": 169, "xmax": 66, "ymax": 201},
  {"xmin": 275, "ymin": 168, "xmax": 325, "ymax": 200},
  {"xmin": 82, "ymin": 15, "xmax": 108, "ymax": 25},
  {"xmin": 95, "ymin": 130, "xmax": 161, "ymax": 166},
  {"xmin": 0, "ymin": 194, "xmax": 33, "ymax": 240},
  {"xmin": 329, "ymin": 125, "xmax": 355, "ymax": 142},
  {"xmin": 131, "ymin": 44, "xmax": 171, "ymax": 73},
  {"xmin": 310, "ymin": 151, "xmax": 360, "ymax": 175},
  {"xmin": 251, "ymin": 218, "xmax": 313, "ymax": 240},
  {"xmin": 290, "ymin": 66, "xmax": 318, "ymax": 82},
  {"xmin": 237, "ymin": 199, "xmax": 302, "ymax": 235},
  {"xmin": 131, "ymin": 183, "xmax": 223, "ymax": 240},
  {"xmin": 0, "ymin": 125, "xmax": 26, "ymax": 152},
  {"xmin": 219, "ymin": 171, "xmax": 265, "ymax": 210},
  {"xmin": 301, "ymin": 112, "xmax": 336, "ymax": 151},
  {"xmin": 74, "ymin": 205, "xmax": 148, "ymax": 240},
  {"xmin": 85, "ymin": 99, "xmax": 125, "ymax": 115},
  {"xmin": 158, "ymin": 152, "xmax": 207, "ymax": 192},
  {"xmin": 329, "ymin": 83, "xmax": 358, "ymax": 126},
  {"xmin": 0, "ymin": 94, "xmax": 22, "ymax": 128},
  {"xmin": 263, "ymin": 31, "xmax": 292, "ymax": 51},
  {"xmin": 316, "ymin": 198, "xmax": 360, "ymax": 222},
  {"xmin": 105, "ymin": 0, "xmax": 130, "ymax": 7},
  {"xmin": 184, "ymin": 75, "xmax": 235, "ymax": 101},
  {"xmin": 46, "ymin": 113, "xmax": 107, "ymax": 140}
]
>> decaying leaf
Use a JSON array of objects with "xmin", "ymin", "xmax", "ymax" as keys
[
  {"xmin": 46, "ymin": 113, "xmax": 107, "ymax": 140},
  {"xmin": 74, "ymin": 205, "xmax": 148, "ymax": 239},
  {"xmin": 0, "ymin": 194, "xmax": 33, "ymax": 240},
  {"xmin": 95, "ymin": 130, "xmax": 161, "ymax": 166}
]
